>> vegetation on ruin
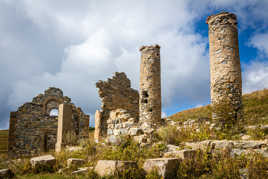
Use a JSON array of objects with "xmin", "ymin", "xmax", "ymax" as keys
[
  {"xmin": 1, "ymin": 136, "xmax": 267, "ymax": 179},
  {"xmin": 1, "ymin": 89, "xmax": 268, "ymax": 178}
]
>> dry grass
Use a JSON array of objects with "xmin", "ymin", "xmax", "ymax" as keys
[
  {"xmin": 169, "ymin": 88, "xmax": 268, "ymax": 126},
  {"xmin": 0, "ymin": 130, "xmax": 8, "ymax": 154}
]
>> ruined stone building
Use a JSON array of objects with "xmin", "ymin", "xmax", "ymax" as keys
[
  {"xmin": 94, "ymin": 12, "xmax": 243, "ymax": 144},
  {"xmin": 94, "ymin": 72, "xmax": 139, "ymax": 143},
  {"xmin": 94, "ymin": 45, "xmax": 162, "ymax": 144},
  {"xmin": 207, "ymin": 12, "xmax": 242, "ymax": 120},
  {"xmin": 8, "ymin": 87, "xmax": 89, "ymax": 157}
]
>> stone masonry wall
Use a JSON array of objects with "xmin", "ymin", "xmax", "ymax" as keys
[
  {"xmin": 95, "ymin": 72, "xmax": 139, "ymax": 140},
  {"xmin": 8, "ymin": 87, "xmax": 89, "ymax": 158},
  {"xmin": 206, "ymin": 12, "xmax": 242, "ymax": 120},
  {"xmin": 139, "ymin": 45, "xmax": 162, "ymax": 132}
]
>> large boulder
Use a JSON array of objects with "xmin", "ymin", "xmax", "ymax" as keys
[
  {"xmin": 30, "ymin": 155, "xmax": 56, "ymax": 171},
  {"xmin": 0, "ymin": 169, "xmax": 14, "ymax": 178},
  {"xmin": 143, "ymin": 158, "xmax": 180, "ymax": 179},
  {"xmin": 94, "ymin": 160, "xmax": 137, "ymax": 177}
]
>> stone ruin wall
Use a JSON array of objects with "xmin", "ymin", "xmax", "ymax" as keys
[
  {"xmin": 207, "ymin": 12, "xmax": 242, "ymax": 120},
  {"xmin": 139, "ymin": 45, "xmax": 162, "ymax": 132},
  {"xmin": 8, "ymin": 87, "xmax": 89, "ymax": 158},
  {"xmin": 94, "ymin": 72, "xmax": 139, "ymax": 142}
]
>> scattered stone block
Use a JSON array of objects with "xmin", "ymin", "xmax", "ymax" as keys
[
  {"xmin": 164, "ymin": 149, "xmax": 196, "ymax": 159},
  {"xmin": 94, "ymin": 160, "xmax": 137, "ymax": 177},
  {"xmin": 143, "ymin": 158, "xmax": 180, "ymax": 179},
  {"xmin": 0, "ymin": 169, "xmax": 14, "ymax": 178},
  {"xmin": 72, "ymin": 167, "xmax": 92, "ymax": 175},
  {"xmin": 67, "ymin": 158, "xmax": 85, "ymax": 168},
  {"xmin": 65, "ymin": 146, "xmax": 83, "ymax": 152},
  {"xmin": 30, "ymin": 155, "xmax": 56, "ymax": 171}
]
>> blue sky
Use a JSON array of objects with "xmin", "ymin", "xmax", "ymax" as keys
[{"xmin": 0, "ymin": 0, "xmax": 268, "ymax": 129}]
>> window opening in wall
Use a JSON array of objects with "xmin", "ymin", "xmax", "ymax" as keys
[
  {"xmin": 142, "ymin": 91, "xmax": 149, "ymax": 104},
  {"xmin": 49, "ymin": 109, "xmax": 58, "ymax": 116},
  {"xmin": 142, "ymin": 91, "xmax": 149, "ymax": 98}
]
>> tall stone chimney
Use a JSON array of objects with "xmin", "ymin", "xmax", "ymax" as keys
[
  {"xmin": 206, "ymin": 12, "xmax": 242, "ymax": 121},
  {"xmin": 139, "ymin": 44, "xmax": 161, "ymax": 130}
]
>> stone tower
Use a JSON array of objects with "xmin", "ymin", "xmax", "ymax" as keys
[
  {"xmin": 206, "ymin": 12, "xmax": 242, "ymax": 120},
  {"xmin": 139, "ymin": 45, "xmax": 161, "ymax": 130}
]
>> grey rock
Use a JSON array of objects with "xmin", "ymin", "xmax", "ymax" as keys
[
  {"xmin": 30, "ymin": 155, "xmax": 56, "ymax": 170},
  {"xmin": 94, "ymin": 160, "xmax": 137, "ymax": 177},
  {"xmin": 143, "ymin": 158, "xmax": 180, "ymax": 179},
  {"xmin": 0, "ymin": 169, "xmax": 14, "ymax": 179}
]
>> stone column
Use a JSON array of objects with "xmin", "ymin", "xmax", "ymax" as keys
[
  {"xmin": 139, "ymin": 44, "xmax": 161, "ymax": 130},
  {"xmin": 55, "ymin": 103, "xmax": 73, "ymax": 152},
  {"xmin": 206, "ymin": 12, "xmax": 242, "ymax": 121},
  {"xmin": 94, "ymin": 110, "xmax": 102, "ymax": 143}
]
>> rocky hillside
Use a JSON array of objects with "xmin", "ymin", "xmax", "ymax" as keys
[{"xmin": 169, "ymin": 88, "xmax": 268, "ymax": 126}]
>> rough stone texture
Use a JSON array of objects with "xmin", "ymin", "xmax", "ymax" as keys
[
  {"xmin": 94, "ymin": 160, "xmax": 138, "ymax": 177},
  {"xmin": 67, "ymin": 158, "xmax": 85, "ymax": 168},
  {"xmin": 95, "ymin": 72, "xmax": 139, "ymax": 140},
  {"xmin": 164, "ymin": 149, "xmax": 197, "ymax": 160},
  {"xmin": 143, "ymin": 158, "xmax": 180, "ymax": 179},
  {"xmin": 94, "ymin": 110, "xmax": 102, "ymax": 142},
  {"xmin": 0, "ymin": 169, "xmax": 14, "ymax": 178},
  {"xmin": 56, "ymin": 104, "xmax": 74, "ymax": 152},
  {"xmin": 30, "ymin": 155, "xmax": 56, "ymax": 169},
  {"xmin": 139, "ymin": 45, "xmax": 161, "ymax": 130},
  {"xmin": 106, "ymin": 109, "xmax": 141, "ymax": 143},
  {"xmin": 8, "ymin": 87, "xmax": 89, "ymax": 158},
  {"xmin": 207, "ymin": 12, "xmax": 242, "ymax": 121},
  {"xmin": 184, "ymin": 140, "xmax": 268, "ymax": 158}
]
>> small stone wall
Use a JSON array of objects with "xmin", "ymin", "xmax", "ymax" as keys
[
  {"xmin": 95, "ymin": 72, "xmax": 139, "ymax": 140},
  {"xmin": 8, "ymin": 87, "xmax": 89, "ymax": 158}
]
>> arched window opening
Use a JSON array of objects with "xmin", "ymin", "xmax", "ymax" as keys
[{"xmin": 49, "ymin": 109, "xmax": 59, "ymax": 116}]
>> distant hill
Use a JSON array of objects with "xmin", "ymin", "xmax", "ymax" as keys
[
  {"xmin": 0, "ymin": 130, "xmax": 8, "ymax": 153},
  {"xmin": 169, "ymin": 88, "xmax": 268, "ymax": 126}
]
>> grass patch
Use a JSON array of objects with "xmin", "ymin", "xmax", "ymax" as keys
[{"xmin": 169, "ymin": 89, "xmax": 268, "ymax": 126}]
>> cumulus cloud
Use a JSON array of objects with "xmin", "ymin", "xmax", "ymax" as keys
[
  {"xmin": 243, "ymin": 32, "xmax": 268, "ymax": 93},
  {"xmin": 0, "ymin": 0, "xmax": 268, "ymax": 129}
]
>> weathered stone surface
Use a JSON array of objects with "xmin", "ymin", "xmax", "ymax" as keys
[
  {"xmin": 139, "ymin": 45, "xmax": 161, "ymax": 127},
  {"xmin": 94, "ymin": 110, "xmax": 102, "ymax": 142},
  {"xmin": 30, "ymin": 155, "xmax": 56, "ymax": 169},
  {"xmin": 67, "ymin": 158, "xmax": 85, "ymax": 168},
  {"xmin": 65, "ymin": 146, "xmax": 83, "ymax": 152},
  {"xmin": 164, "ymin": 149, "xmax": 197, "ymax": 160},
  {"xmin": 0, "ymin": 169, "xmax": 14, "ymax": 178},
  {"xmin": 184, "ymin": 140, "xmax": 268, "ymax": 158},
  {"xmin": 95, "ymin": 72, "xmax": 139, "ymax": 139},
  {"xmin": 8, "ymin": 87, "xmax": 89, "ymax": 158},
  {"xmin": 94, "ymin": 160, "xmax": 137, "ymax": 177},
  {"xmin": 72, "ymin": 167, "xmax": 92, "ymax": 175},
  {"xmin": 56, "ymin": 103, "xmax": 74, "ymax": 153},
  {"xmin": 207, "ymin": 12, "xmax": 242, "ymax": 121},
  {"xmin": 143, "ymin": 158, "xmax": 180, "ymax": 179}
]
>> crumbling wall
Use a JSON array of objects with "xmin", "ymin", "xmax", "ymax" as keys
[
  {"xmin": 95, "ymin": 72, "xmax": 139, "ymax": 141},
  {"xmin": 8, "ymin": 87, "xmax": 89, "ymax": 158}
]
